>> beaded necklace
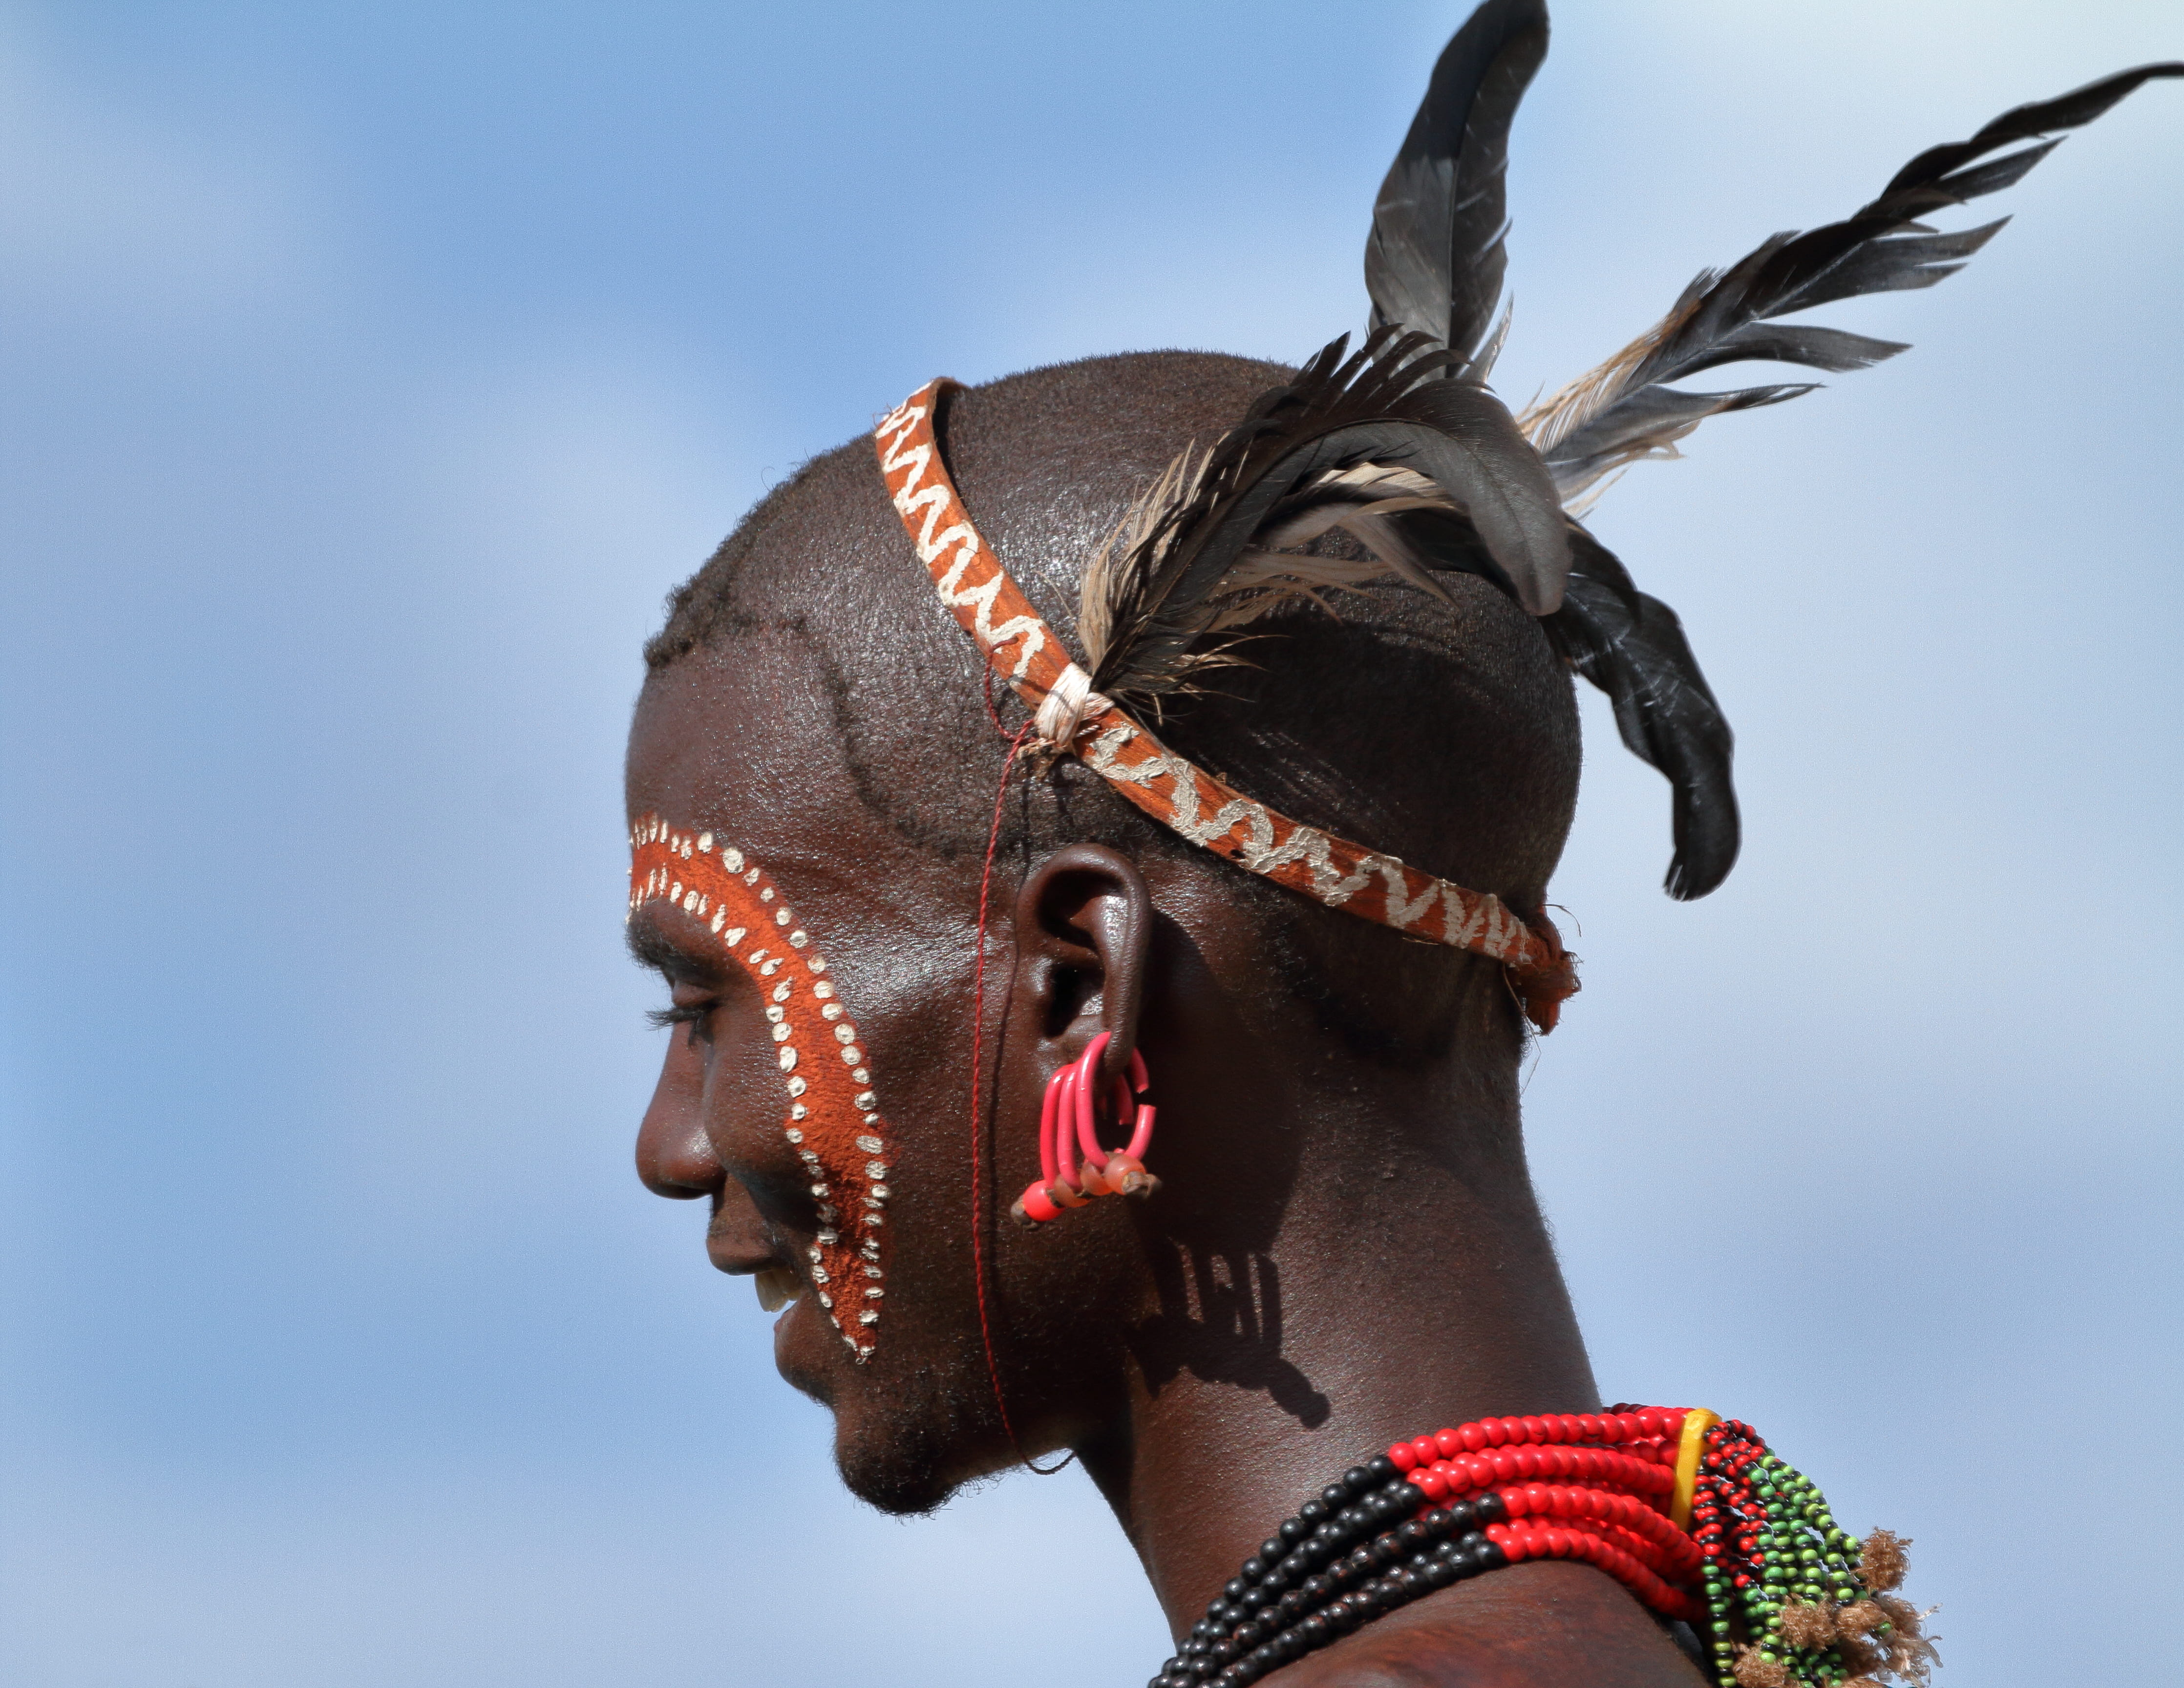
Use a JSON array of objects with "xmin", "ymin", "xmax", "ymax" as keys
[{"xmin": 1151, "ymin": 1407, "xmax": 1933, "ymax": 1688}]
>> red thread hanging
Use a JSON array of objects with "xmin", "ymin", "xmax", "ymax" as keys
[{"xmin": 967, "ymin": 717, "xmax": 1072, "ymax": 1476}]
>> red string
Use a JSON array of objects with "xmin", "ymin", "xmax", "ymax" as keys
[
  {"xmin": 968, "ymin": 717, "xmax": 1072, "ymax": 1477},
  {"xmin": 978, "ymin": 663, "xmax": 1009, "ymax": 740}
]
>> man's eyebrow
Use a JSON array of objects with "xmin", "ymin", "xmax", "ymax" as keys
[{"xmin": 624, "ymin": 914, "xmax": 723, "ymax": 980}]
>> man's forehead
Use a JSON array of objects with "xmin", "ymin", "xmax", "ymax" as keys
[{"xmin": 626, "ymin": 638, "xmax": 878, "ymax": 873}]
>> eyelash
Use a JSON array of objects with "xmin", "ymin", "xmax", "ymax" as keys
[{"xmin": 646, "ymin": 1003, "xmax": 711, "ymax": 1031}]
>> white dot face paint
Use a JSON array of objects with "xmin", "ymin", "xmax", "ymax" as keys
[{"xmin": 628, "ymin": 811, "xmax": 896, "ymax": 1363}]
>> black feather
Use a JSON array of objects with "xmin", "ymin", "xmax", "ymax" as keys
[
  {"xmin": 1542, "ymin": 528, "xmax": 1739, "ymax": 900},
  {"xmin": 1529, "ymin": 61, "xmax": 2184, "ymax": 499},
  {"xmin": 1365, "ymin": 0, "xmax": 1549, "ymax": 370},
  {"xmin": 1086, "ymin": 328, "xmax": 1571, "ymax": 710}
]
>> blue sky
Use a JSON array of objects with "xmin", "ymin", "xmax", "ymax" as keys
[{"xmin": 1, "ymin": 3, "xmax": 2178, "ymax": 1684}]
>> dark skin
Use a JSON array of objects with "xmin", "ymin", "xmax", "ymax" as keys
[{"xmin": 628, "ymin": 630, "xmax": 1704, "ymax": 1686}]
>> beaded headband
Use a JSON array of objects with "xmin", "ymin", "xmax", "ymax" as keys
[{"xmin": 873, "ymin": 380, "xmax": 1580, "ymax": 1033}]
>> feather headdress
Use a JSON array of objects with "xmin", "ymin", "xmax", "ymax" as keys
[
  {"xmin": 879, "ymin": 4, "xmax": 2175, "ymax": 1021},
  {"xmin": 1071, "ymin": 16, "xmax": 2177, "ymax": 903},
  {"xmin": 1078, "ymin": 327, "xmax": 1571, "ymax": 717}
]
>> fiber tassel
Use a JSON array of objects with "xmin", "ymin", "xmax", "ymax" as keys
[
  {"xmin": 1732, "ymin": 1647, "xmax": 1792, "ymax": 1688},
  {"xmin": 1777, "ymin": 1602, "xmax": 1835, "ymax": 1650},
  {"xmin": 1859, "ymin": 1528, "xmax": 1910, "ymax": 1592}
]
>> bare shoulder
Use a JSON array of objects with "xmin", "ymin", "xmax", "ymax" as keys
[{"xmin": 1263, "ymin": 1563, "xmax": 1709, "ymax": 1688}]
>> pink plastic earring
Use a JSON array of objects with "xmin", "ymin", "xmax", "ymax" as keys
[{"xmin": 1012, "ymin": 1032, "xmax": 1159, "ymax": 1226}]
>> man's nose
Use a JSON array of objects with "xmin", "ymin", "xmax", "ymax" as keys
[{"xmin": 635, "ymin": 1046, "xmax": 722, "ymax": 1199}]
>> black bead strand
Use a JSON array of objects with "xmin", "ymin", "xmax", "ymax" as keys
[
  {"xmin": 1194, "ymin": 1532, "xmax": 1508, "ymax": 1685},
  {"xmin": 1171, "ymin": 1478, "xmax": 1513, "ymax": 1685},
  {"xmin": 1162, "ymin": 1451, "xmax": 1526, "ymax": 1688}
]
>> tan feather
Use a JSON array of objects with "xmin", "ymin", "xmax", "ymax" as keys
[
  {"xmin": 1077, "ymin": 448, "xmax": 1477, "ymax": 697},
  {"xmin": 1518, "ymin": 295, "xmax": 1694, "ymax": 457},
  {"xmin": 1307, "ymin": 461, "xmax": 1440, "ymax": 498},
  {"xmin": 1078, "ymin": 444, "xmax": 1207, "ymax": 675}
]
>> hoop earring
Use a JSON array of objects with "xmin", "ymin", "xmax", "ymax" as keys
[{"xmin": 1012, "ymin": 1031, "xmax": 1159, "ymax": 1226}]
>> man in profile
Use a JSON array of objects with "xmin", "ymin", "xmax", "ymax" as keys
[{"xmin": 620, "ymin": 7, "xmax": 2174, "ymax": 1683}]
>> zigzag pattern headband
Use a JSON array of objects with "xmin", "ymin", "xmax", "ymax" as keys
[{"xmin": 873, "ymin": 379, "xmax": 1580, "ymax": 1033}]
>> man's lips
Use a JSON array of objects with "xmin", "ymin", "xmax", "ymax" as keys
[
  {"xmin": 707, "ymin": 1221, "xmax": 809, "ymax": 1315},
  {"xmin": 705, "ymin": 1214, "xmax": 834, "ymax": 1403}
]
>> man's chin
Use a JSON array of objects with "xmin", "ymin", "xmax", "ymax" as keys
[
  {"xmin": 821, "ymin": 1372, "xmax": 997, "ymax": 1517},
  {"xmin": 836, "ymin": 1445, "xmax": 967, "ymax": 1517},
  {"xmin": 772, "ymin": 1305, "xmax": 1034, "ymax": 1514}
]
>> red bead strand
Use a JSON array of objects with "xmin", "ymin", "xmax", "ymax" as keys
[
  {"xmin": 1158, "ymin": 1406, "xmax": 1895, "ymax": 1688},
  {"xmin": 1373, "ymin": 1410, "xmax": 1707, "ymax": 1627}
]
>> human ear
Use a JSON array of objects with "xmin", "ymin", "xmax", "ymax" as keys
[{"xmin": 1010, "ymin": 844, "xmax": 1151, "ymax": 1086}]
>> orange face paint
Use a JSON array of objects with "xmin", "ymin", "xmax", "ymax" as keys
[{"xmin": 629, "ymin": 813, "xmax": 893, "ymax": 1361}]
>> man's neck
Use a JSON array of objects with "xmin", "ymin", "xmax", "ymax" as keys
[{"xmin": 1078, "ymin": 1098, "xmax": 1599, "ymax": 1637}]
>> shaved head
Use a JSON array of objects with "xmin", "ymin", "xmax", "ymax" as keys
[
  {"xmin": 628, "ymin": 349, "xmax": 1597, "ymax": 1519},
  {"xmin": 643, "ymin": 350, "xmax": 1582, "ymax": 1067}
]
